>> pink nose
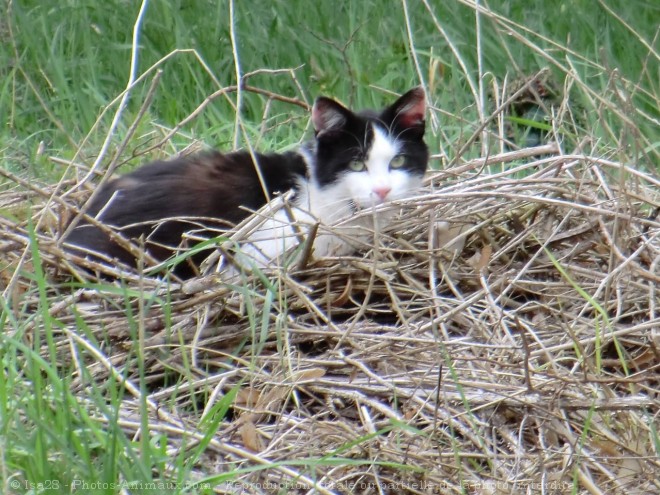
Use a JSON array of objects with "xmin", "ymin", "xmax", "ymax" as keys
[{"xmin": 372, "ymin": 186, "xmax": 392, "ymax": 200}]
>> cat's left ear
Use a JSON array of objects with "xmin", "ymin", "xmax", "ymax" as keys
[{"xmin": 389, "ymin": 87, "xmax": 426, "ymax": 129}]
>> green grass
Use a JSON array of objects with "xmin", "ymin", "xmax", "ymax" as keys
[
  {"xmin": 1, "ymin": 0, "xmax": 659, "ymax": 493},
  {"xmin": 2, "ymin": 0, "xmax": 658, "ymax": 173}
]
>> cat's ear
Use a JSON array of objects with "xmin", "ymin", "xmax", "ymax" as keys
[
  {"xmin": 389, "ymin": 87, "xmax": 426, "ymax": 129},
  {"xmin": 312, "ymin": 97, "xmax": 350, "ymax": 136}
]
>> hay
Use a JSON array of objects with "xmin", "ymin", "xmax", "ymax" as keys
[{"xmin": 2, "ymin": 142, "xmax": 659, "ymax": 494}]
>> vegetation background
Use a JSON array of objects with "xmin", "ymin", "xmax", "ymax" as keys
[
  {"xmin": 1, "ymin": 0, "xmax": 658, "ymax": 494},
  {"xmin": 3, "ymin": 0, "xmax": 658, "ymax": 172}
]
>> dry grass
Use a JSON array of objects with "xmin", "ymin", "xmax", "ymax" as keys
[
  {"xmin": 3, "ymin": 0, "xmax": 659, "ymax": 491},
  {"xmin": 2, "ymin": 119, "xmax": 658, "ymax": 493}
]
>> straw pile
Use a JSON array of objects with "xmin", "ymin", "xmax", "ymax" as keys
[{"xmin": 1, "ymin": 142, "xmax": 658, "ymax": 494}]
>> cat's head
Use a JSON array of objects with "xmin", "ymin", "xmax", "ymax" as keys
[{"xmin": 310, "ymin": 87, "xmax": 428, "ymax": 210}]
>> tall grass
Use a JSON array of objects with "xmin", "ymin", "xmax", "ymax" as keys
[
  {"xmin": 1, "ymin": 0, "xmax": 658, "ymax": 493},
  {"xmin": 2, "ymin": 1, "xmax": 657, "ymax": 170}
]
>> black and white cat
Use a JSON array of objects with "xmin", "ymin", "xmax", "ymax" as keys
[{"xmin": 64, "ymin": 87, "xmax": 428, "ymax": 278}]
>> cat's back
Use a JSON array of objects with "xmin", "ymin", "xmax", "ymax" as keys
[
  {"xmin": 81, "ymin": 150, "xmax": 307, "ymax": 225},
  {"xmin": 63, "ymin": 149, "xmax": 309, "ymax": 275}
]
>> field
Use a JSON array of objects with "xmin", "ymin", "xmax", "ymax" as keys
[{"xmin": 1, "ymin": 0, "xmax": 659, "ymax": 494}]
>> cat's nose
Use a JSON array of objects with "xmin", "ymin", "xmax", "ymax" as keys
[{"xmin": 372, "ymin": 186, "xmax": 392, "ymax": 201}]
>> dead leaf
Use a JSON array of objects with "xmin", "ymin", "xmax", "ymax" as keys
[
  {"xmin": 235, "ymin": 388, "xmax": 260, "ymax": 407},
  {"xmin": 332, "ymin": 277, "xmax": 352, "ymax": 307},
  {"xmin": 434, "ymin": 220, "xmax": 471, "ymax": 254},
  {"xmin": 467, "ymin": 244, "xmax": 492, "ymax": 271},
  {"xmin": 240, "ymin": 419, "xmax": 263, "ymax": 452},
  {"xmin": 293, "ymin": 368, "xmax": 326, "ymax": 382}
]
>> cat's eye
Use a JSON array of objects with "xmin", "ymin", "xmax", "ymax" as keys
[
  {"xmin": 390, "ymin": 155, "xmax": 406, "ymax": 169},
  {"xmin": 349, "ymin": 160, "xmax": 366, "ymax": 172}
]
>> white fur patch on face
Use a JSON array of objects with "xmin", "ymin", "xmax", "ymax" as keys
[{"xmin": 347, "ymin": 124, "xmax": 421, "ymax": 207}]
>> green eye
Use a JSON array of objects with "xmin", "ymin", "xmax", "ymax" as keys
[
  {"xmin": 349, "ymin": 160, "xmax": 366, "ymax": 172},
  {"xmin": 390, "ymin": 155, "xmax": 406, "ymax": 169}
]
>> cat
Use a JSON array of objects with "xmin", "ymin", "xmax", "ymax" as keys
[{"xmin": 63, "ymin": 87, "xmax": 429, "ymax": 279}]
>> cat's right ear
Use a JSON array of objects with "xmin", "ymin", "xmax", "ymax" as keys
[
  {"xmin": 312, "ymin": 97, "xmax": 349, "ymax": 136},
  {"xmin": 389, "ymin": 86, "xmax": 426, "ymax": 129}
]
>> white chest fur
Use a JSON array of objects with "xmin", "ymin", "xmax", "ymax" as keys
[{"xmin": 235, "ymin": 181, "xmax": 363, "ymax": 270}]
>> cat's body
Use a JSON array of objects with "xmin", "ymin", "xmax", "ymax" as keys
[{"xmin": 64, "ymin": 87, "xmax": 428, "ymax": 278}]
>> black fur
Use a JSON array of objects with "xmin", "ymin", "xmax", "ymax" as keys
[{"xmin": 64, "ymin": 151, "xmax": 307, "ymax": 277}]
